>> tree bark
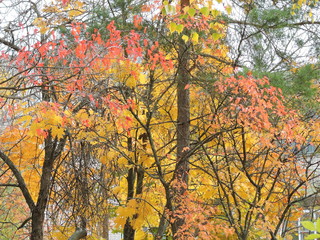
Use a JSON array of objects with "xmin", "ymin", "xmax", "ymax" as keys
[
  {"xmin": 124, "ymin": 137, "xmax": 136, "ymax": 240},
  {"xmin": 30, "ymin": 135, "xmax": 55, "ymax": 239},
  {"xmin": 30, "ymin": 134, "xmax": 66, "ymax": 240},
  {"xmin": 172, "ymin": 0, "xmax": 191, "ymax": 237}
]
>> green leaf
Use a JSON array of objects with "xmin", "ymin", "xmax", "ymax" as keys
[
  {"xmin": 179, "ymin": 14, "xmax": 188, "ymax": 19},
  {"xmin": 212, "ymin": 33, "xmax": 223, "ymax": 41},
  {"xmin": 176, "ymin": 24, "xmax": 184, "ymax": 34},
  {"xmin": 316, "ymin": 218, "xmax": 320, "ymax": 232},
  {"xmin": 305, "ymin": 234, "xmax": 320, "ymax": 239},
  {"xmin": 169, "ymin": 22, "xmax": 177, "ymax": 33},
  {"xmin": 190, "ymin": 32, "xmax": 199, "ymax": 44},
  {"xmin": 162, "ymin": 7, "xmax": 167, "ymax": 15},
  {"xmin": 200, "ymin": 7, "xmax": 210, "ymax": 16},
  {"xmin": 188, "ymin": 8, "xmax": 196, "ymax": 17},
  {"xmin": 302, "ymin": 221, "xmax": 316, "ymax": 231},
  {"xmin": 168, "ymin": 5, "xmax": 175, "ymax": 14}
]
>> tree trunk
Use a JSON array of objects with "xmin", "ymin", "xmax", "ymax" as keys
[
  {"xmin": 124, "ymin": 137, "xmax": 136, "ymax": 240},
  {"xmin": 30, "ymin": 135, "xmax": 56, "ymax": 240},
  {"xmin": 30, "ymin": 134, "xmax": 66, "ymax": 240},
  {"xmin": 123, "ymin": 132, "xmax": 146, "ymax": 240},
  {"xmin": 102, "ymin": 212, "xmax": 110, "ymax": 240},
  {"xmin": 172, "ymin": 0, "xmax": 191, "ymax": 237},
  {"xmin": 102, "ymin": 165, "xmax": 110, "ymax": 240}
]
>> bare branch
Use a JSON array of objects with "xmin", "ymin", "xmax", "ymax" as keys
[{"xmin": 0, "ymin": 150, "xmax": 35, "ymax": 211}]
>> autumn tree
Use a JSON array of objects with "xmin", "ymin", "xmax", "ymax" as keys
[{"xmin": 0, "ymin": 0, "xmax": 320, "ymax": 240}]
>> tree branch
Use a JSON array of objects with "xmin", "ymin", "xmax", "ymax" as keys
[
  {"xmin": 0, "ymin": 38, "xmax": 21, "ymax": 52},
  {"xmin": 68, "ymin": 229, "xmax": 87, "ymax": 240},
  {"xmin": 0, "ymin": 150, "xmax": 35, "ymax": 210}
]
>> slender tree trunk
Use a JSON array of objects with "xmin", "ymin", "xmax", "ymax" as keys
[
  {"xmin": 30, "ymin": 135, "xmax": 57, "ymax": 240},
  {"xmin": 102, "ymin": 166, "xmax": 110, "ymax": 240},
  {"xmin": 124, "ymin": 137, "xmax": 136, "ymax": 240},
  {"xmin": 123, "ymin": 132, "xmax": 146, "ymax": 240},
  {"xmin": 102, "ymin": 212, "xmax": 110, "ymax": 240},
  {"xmin": 155, "ymin": 210, "xmax": 169, "ymax": 240},
  {"xmin": 79, "ymin": 142, "xmax": 89, "ymax": 234},
  {"xmin": 172, "ymin": 0, "xmax": 191, "ymax": 237}
]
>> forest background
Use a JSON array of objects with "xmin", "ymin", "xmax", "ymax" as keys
[{"xmin": 0, "ymin": 0, "xmax": 320, "ymax": 239}]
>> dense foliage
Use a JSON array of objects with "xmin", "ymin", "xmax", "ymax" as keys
[{"xmin": 0, "ymin": 0, "xmax": 320, "ymax": 239}]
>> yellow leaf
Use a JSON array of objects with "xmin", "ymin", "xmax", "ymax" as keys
[
  {"xmin": 33, "ymin": 17, "xmax": 49, "ymax": 34},
  {"xmin": 226, "ymin": 5, "xmax": 232, "ymax": 14},
  {"xmin": 18, "ymin": 115, "xmax": 33, "ymax": 127},
  {"xmin": 118, "ymin": 157, "xmax": 127, "ymax": 166},
  {"xmin": 68, "ymin": 9, "xmax": 82, "ymax": 18},
  {"xmin": 52, "ymin": 126, "xmax": 65, "ymax": 139},
  {"xmin": 74, "ymin": 0, "xmax": 84, "ymax": 8},
  {"xmin": 126, "ymin": 77, "xmax": 136, "ymax": 88},
  {"xmin": 182, "ymin": 34, "xmax": 189, "ymax": 43},
  {"xmin": 190, "ymin": 32, "xmax": 199, "ymax": 44},
  {"xmin": 114, "ymin": 215, "xmax": 127, "ymax": 228},
  {"xmin": 211, "ymin": 9, "xmax": 221, "ymax": 17},
  {"xmin": 168, "ymin": 22, "xmax": 177, "ymax": 33},
  {"xmin": 183, "ymin": 6, "xmax": 189, "ymax": 14},
  {"xmin": 108, "ymin": 150, "xmax": 119, "ymax": 160},
  {"xmin": 309, "ymin": 11, "xmax": 313, "ymax": 18},
  {"xmin": 139, "ymin": 73, "xmax": 148, "ymax": 84},
  {"xmin": 117, "ymin": 205, "xmax": 135, "ymax": 218},
  {"xmin": 100, "ymin": 155, "xmax": 108, "ymax": 164},
  {"xmin": 139, "ymin": 154, "xmax": 153, "ymax": 167},
  {"xmin": 132, "ymin": 216, "xmax": 144, "ymax": 229},
  {"xmin": 43, "ymin": 6, "xmax": 60, "ymax": 13},
  {"xmin": 33, "ymin": 17, "xmax": 42, "ymax": 25},
  {"xmin": 135, "ymin": 229, "xmax": 152, "ymax": 239}
]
